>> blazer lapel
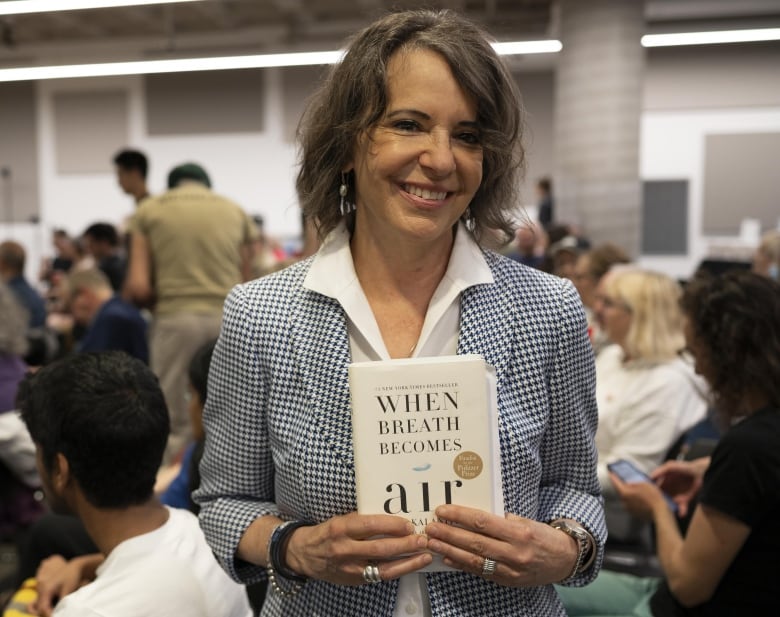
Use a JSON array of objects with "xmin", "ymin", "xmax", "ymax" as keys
[
  {"xmin": 458, "ymin": 269, "xmax": 514, "ymax": 382},
  {"xmin": 290, "ymin": 288, "xmax": 355, "ymax": 470}
]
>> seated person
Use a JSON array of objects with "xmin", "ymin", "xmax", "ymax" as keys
[
  {"xmin": 571, "ymin": 244, "xmax": 630, "ymax": 354},
  {"xmin": 0, "ymin": 241, "xmax": 46, "ymax": 330},
  {"xmin": 593, "ymin": 269, "xmax": 707, "ymax": 541},
  {"xmin": 65, "ymin": 269, "xmax": 148, "ymax": 363},
  {"xmin": 80, "ymin": 223, "xmax": 126, "ymax": 292},
  {"xmin": 10, "ymin": 342, "xmax": 214, "ymax": 595},
  {"xmin": 0, "ymin": 283, "xmax": 43, "ymax": 544},
  {"xmin": 0, "ymin": 282, "xmax": 30, "ymax": 417},
  {"xmin": 16, "ymin": 351, "xmax": 251, "ymax": 616},
  {"xmin": 752, "ymin": 229, "xmax": 779, "ymax": 280},
  {"xmin": 158, "ymin": 339, "xmax": 214, "ymax": 511},
  {"xmin": 558, "ymin": 270, "xmax": 780, "ymax": 616},
  {"xmin": 505, "ymin": 222, "xmax": 546, "ymax": 269}
]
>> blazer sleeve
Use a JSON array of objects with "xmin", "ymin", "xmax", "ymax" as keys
[
  {"xmin": 195, "ymin": 283, "xmax": 279, "ymax": 583},
  {"xmin": 537, "ymin": 278, "xmax": 606, "ymax": 586}
]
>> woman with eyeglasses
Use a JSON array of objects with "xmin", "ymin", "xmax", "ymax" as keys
[
  {"xmin": 592, "ymin": 268, "xmax": 707, "ymax": 542},
  {"xmin": 571, "ymin": 243, "xmax": 631, "ymax": 355}
]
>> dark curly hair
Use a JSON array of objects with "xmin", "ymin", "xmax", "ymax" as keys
[
  {"xmin": 295, "ymin": 8, "xmax": 525, "ymax": 244},
  {"xmin": 680, "ymin": 270, "xmax": 780, "ymax": 418}
]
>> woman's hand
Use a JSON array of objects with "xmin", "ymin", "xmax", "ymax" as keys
[
  {"xmin": 650, "ymin": 458, "xmax": 709, "ymax": 518},
  {"xmin": 609, "ymin": 472, "xmax": 669, "ymax": 521},
  {"xmin": 33, "ymin": 553, "xmax": 103, "ymax": 616},
  {"xmin": 424, "ymin": 505, "xmax": 577, "ymax": 586},
  {"xmin": 285, "ymin": 512, "xmax": 432, "ymax": 585}
]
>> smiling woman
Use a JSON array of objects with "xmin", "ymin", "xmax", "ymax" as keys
[
  {"xmin": 349, "ymin": 48, "xmax": 484, "ymax": 261},
  {"xmin": 196, "ymin": 9, "xmax": 605, "ymax": 617}
]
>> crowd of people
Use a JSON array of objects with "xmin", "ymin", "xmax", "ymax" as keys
[{"xmin": 0, "ymin": 7, "xmax": 778, "ymax": 617}]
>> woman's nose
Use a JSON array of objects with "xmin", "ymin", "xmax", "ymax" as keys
[{"xmin": 419, "ymin": 130, "xmax": 456, "ymax": 177}]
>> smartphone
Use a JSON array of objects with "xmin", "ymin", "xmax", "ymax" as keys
[{"xmin": 607, "ymin": 459, "xmax": 678, "ymax": 513}]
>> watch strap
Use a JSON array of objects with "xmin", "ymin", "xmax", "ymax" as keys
[{"xmin": 549, "ymin": 518, "xmax": 595, "ymax": 582}]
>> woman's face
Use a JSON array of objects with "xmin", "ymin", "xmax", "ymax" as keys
[
  {"xmin": 683, "ymin": 316, "xmax": 713, "ymax": 383},
  {"xmin": 752, "ymin": 247, "xmax": 775, "ymax": 278},
  {"xmin": 594, "ymin": 277, "xmax": 632, "ymax": 347},
  {"xmin": 349, "ymin": 47, "xmax": 483, "ymax": 248},
  {"xmin": 572, "ymin": 254, "xmax": 597, "ymax": 308}
]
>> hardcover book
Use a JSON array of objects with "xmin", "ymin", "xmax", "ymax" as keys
[{"xmin": 349, "ymin": 354, "xmax": 503, "ymax": 571}]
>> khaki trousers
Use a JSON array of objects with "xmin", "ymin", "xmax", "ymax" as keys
[{"xmin": 150, "ymin": 312, "xmax": 222, "ymax": 464}]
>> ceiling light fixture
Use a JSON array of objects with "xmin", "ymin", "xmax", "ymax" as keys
[
  {"xmin": 0, "ymin": 51, "xmax": 345, "ymax": 82},
  {"xmin": 0, "ymin": 0, "xmax": 203, "ymax": 16},
  {"xmin": 0, "ymin": 40, "xmax": 562, "ymax": 82},
  {"xmin": 1, "ymin": 25, "xmax": 775, "ymax": 83},
  {"xmin": 493, "ymin": 40, "xmax": 563, "ymax": 55},
  {"xmin": 641, "ymin": 27, "xmax": 780, "ymax": 47}
]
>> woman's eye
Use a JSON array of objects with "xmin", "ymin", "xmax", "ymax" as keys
[
  {"xmin": 392, "ymin": 120, "xmax": 420, "ymax": 132},
  {"xmin": 456, "ymin": 132, "xmax": 481, "ymax": 146}
]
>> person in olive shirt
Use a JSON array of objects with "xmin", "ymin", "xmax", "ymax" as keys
[{"xmin": 124, "ymin": 163, "xmax": 256, "ymax": 463}]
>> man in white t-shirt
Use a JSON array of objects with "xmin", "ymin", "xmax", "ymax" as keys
[{"xmin": 17, "ymin": 351, "xmax": 251, "ymax": 617}]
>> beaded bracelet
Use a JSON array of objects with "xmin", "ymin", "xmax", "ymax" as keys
[{"xmin": 266, "ymin": 520, "xmax": 315, "ymax": 597}]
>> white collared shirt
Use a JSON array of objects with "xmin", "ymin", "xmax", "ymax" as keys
[{"xmin": 304, "ymin": 221, "xmax": 493, "ymax": 617}]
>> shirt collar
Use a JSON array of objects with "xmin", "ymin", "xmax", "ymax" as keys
[{"xmin": 303, "ymin": 221, "xmax": 493, "ymax": 300}]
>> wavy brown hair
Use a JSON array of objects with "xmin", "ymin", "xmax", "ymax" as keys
[
  {"xmin": 681, "ymin": 270, "xmax": 780, "ymax": 418},
  {"xmin": 295, "ymin": 8, "xmax": 525, "ymax": 244}
]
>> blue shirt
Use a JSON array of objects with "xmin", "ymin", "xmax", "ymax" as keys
[
  {"xmin": 7, "ymin": 276, "xmax": 46, "ymax": 328},
  {"xmin": 160, "ymin": 442, "xmax": 197, "ymax": 510},
  {"xmin": 78, "ymin": 296, "xmax": 149, "ymax": 363}
]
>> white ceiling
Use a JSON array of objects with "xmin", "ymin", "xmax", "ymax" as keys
[{"xmin": 1, "ymin": 0, "xmax": 779, "ymax": 69}]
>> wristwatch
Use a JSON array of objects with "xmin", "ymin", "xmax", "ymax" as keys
[{"xmin": 549, "ymin": 519, "xmax": 596, "ymax": 581}]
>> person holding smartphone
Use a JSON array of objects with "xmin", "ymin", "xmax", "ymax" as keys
[
  {"xmin": 592, "ymin": 268, "xmax": 708, "ymax": 541},
  {"xmin": 606, "ymin": 460, "xmax": 679, "ymax": 514},
  {"xmin": 557, "ymin": 270, "xmax": 780, "ymax": 616}
]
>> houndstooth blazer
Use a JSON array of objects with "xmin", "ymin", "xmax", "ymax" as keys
[{"xmin": 197, "ymin": 249, "xmax": 606, "ymax": 617}]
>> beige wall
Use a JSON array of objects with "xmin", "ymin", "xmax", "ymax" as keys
[
  {"xmin": 0, "ymin": 82, "xmax": 39, "ymax": 224},
  {"xmin": 644, "ymin": 42, "xmax": 780, "ymax": 110},
  {"xmin": 2, "ymin": 39, "xmax": 778, "ymax": 280}
]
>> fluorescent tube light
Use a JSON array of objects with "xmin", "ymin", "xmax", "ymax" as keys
[
  {"xmin": 642, "ymin": 28, "xmax": 780, "ymax": 47},
  {"xmin": 5, "ymin": 25, "xmax": 775, "ymax": 83},
  {"xmin": 0, "ymin": 40, "xmax": 561, "ymax": 82},
  {"xmin": 0, "ymin": 51, "xmax": 346, "ymax": 82},
  {"xmin": 492, "ymin": 40, "xmax": 563, "ymax": 55},
  {"xmin": 0, "ymin": 0, "xmax": 202, "ymax": 15}
]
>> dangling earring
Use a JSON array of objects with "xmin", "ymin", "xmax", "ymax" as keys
[
  {"xmin": 339, "ymin": 172, "xmax": 355, "ymax": 216},
  {"xmin": 463, "ymin": 207, "xmax": 476, "ymax": 232}
]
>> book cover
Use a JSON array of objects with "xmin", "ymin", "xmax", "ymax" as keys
[{"xmin": 349, "ymin": 354, "xmax": 502, "ymax": 569}]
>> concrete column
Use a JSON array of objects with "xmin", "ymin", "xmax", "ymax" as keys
[{"xmin": 553, "ymin": 0, "xmax": 645, "ymax": 255}]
